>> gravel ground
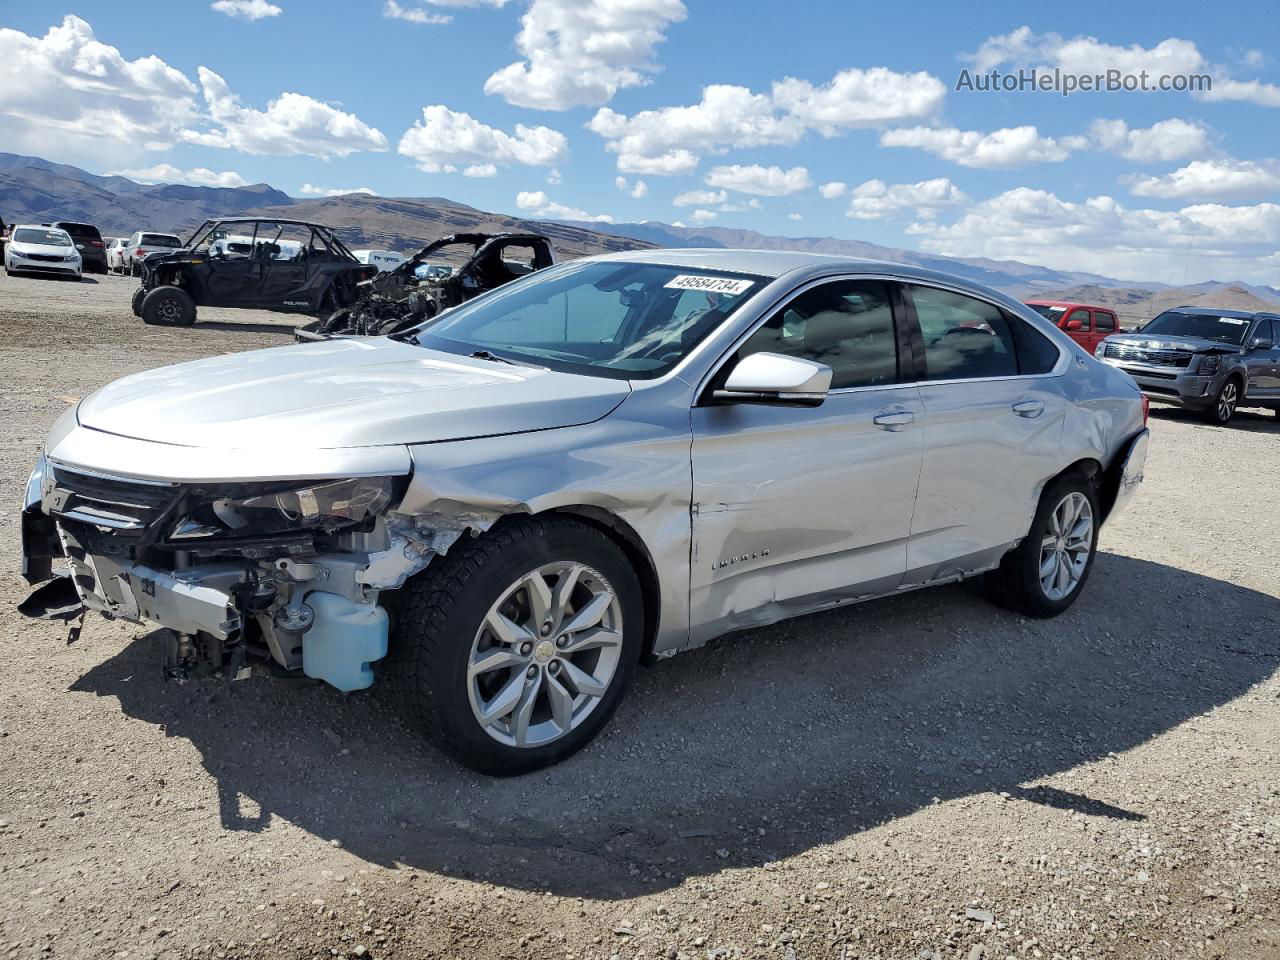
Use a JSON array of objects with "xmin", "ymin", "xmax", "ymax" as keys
[{"xmin": 0, "ymin": 271, "xmax": 1277, "ymax": 960}]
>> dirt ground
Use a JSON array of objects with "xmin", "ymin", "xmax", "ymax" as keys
[{"xmin": 0, "ymin": 271, "xmax": 1277, "ymax": 960}]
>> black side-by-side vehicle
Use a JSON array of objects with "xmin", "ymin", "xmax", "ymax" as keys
[{"xmin": 131, "ymin": 217, "xmax": 378, "ymax": 327}]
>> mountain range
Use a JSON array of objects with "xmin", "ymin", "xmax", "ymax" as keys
[{"xmin": 1, "ymin": 151, "xmax": 1276, "ymax": 310}]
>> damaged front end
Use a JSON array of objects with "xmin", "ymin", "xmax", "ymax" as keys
[{"xmin": 19, "ymin": 453, "xmax": 488, "ymax": 690}]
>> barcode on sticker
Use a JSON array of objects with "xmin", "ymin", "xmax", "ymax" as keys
[
  {"xmin": 665, "ymin": 275, "xmax": 754, "ymax": 295},
  {"xmin": 1219, "ymin": 317, "xmax": 1248, "ymax": 325}
]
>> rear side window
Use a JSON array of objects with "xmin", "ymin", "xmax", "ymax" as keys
[
  {"xmin": 1008, "ymin": 312, "xmax": 1061, "ymax": 374},
  {"xmin": 907, "ymin": 285, "xmax": 1018, "ymax": 380},
  {"xmin": 1094, "ymin": 311, "xmax": 1117, "ymax": 332}
]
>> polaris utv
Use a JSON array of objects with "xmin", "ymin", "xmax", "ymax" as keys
[
  {"xmin": 130, "ymin": 218, "xmax": 378, "ymax": 327},
  {"xmin": 295, "ymin": 232, "xmax": 554, "ymax": 340}
]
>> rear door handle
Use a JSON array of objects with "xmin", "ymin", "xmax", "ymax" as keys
[
  {"xmin": 873, "ymin": 406, "xmax": 915, "ymax": 431},
  {"xmin": 1012, "ymin": 398, "xmax": 1045, "ymax": 418}
]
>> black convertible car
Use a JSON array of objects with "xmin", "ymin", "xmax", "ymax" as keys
[{"xmin": 131, "ymin": 217, "xmax": 378, "ymax": 326}]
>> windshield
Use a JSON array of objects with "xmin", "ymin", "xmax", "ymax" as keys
[
  {"xmin": 1027, "ymin": 304, "xmax": 1066, "ymax": 320},
  {"xmin": 409, "ymin": 260, "xmax": 766, "ymax": 380},
  {"xmin": 14, "ymin": 228, "xmax": 70, "ymax": 245},
  {"xmin": 1142, "ymin": 310, "xmax": 1254, "ymax": 345},
  {"xmin": 141, "ymin": 234, "xmax": 181, "ymax": 247}
]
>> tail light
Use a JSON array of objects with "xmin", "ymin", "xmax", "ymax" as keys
[
  {"xmin": 135, "ymin": 249, "xmax": 147, "ymax": 257},
  {"xmin": 1141, "ymin": 395, "xmax": 1150, "ymax": 425},
  {"xmin": 90, "ymin": 240, "xmax": 104, "ymax": 247}
]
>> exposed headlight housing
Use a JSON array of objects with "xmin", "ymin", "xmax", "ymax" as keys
[
  {"xmin": 1094, "ymin": 341, "xmax": 1107, "ymax": 358},
  {"xmin": 1197, "ymin": 354, "xmax": 1221, "ymax": 375},
  {"xmin": 170, "ymin": 476, "xmax": 400, "ymax": 540}
]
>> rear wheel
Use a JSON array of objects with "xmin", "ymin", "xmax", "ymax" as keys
[
  {"xmin": 140, "ymin": 286, "xmax": 196, "ymax": 327},
  {"xmin": 986, "ymin": 472, "xmax": 1099, "ymax": 618},
  {"xmin": 1203, "ymin": 377, "xmax": 1241, "ymax": 425},
  {"xmin": 384, "ymin": 516, "xmax": 643, "ymax": 775}
]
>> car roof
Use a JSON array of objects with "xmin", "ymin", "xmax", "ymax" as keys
[
  {"xmin": 14, "ymin": 224, "xmax": 69, "ymax": 232},
  {"xmin": 1024, "ymin": 299, "xmax": 1115, "ymax": 311},
  {"xmin": 1167, "ymin": 305, "xmax": 1262, "ymax": 319},
  {"xmin": 206, "ymin": 217, "xmax": 332, "ymax": 229},
  {"xmin": 586, "ymin": 247, "xmax": 1034, "ymax": 302}
]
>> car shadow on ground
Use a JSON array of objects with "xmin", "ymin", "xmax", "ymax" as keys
[
  {"xmin": 1149, "ymin": 405, "xmax": 1280, "ymax": 433},
  {"xmin": 190, "ymin": 320, "xmax": 298, "ymax": 336},
  {"xmin": 69, "ymin": 552, "xmax": 1280, "ymax": 899}
]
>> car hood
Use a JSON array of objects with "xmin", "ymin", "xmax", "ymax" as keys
[
  {"xmin": 1104, "ymin": 333, "xmax": 1241, "ymax": 354},
  {"xmin": 76, "ymin": 338, "xmax": 631, "ymax": 450},
  {"xmin": 10, "ymin": 241, "xmax": 74, "ymax": 256}
]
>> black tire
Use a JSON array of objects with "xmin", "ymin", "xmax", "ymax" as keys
[
  {"xmin": 985, "ymin": 471, "xmax": 1100, "ymax": 619},
  {"xmin": 130, "ymin": 262, "xmax": 141, "ymax": 278},
  {"xmin": 130, "ymin": 287, "xmax": 146, "ymax": 317},
  {"xmin": 140, "ymin": 286, "xmax": 196, "ymax": 327},
  {"xmin": 319, "ymin": 306, "xmax": 353, "ymax": 334},
  {"xmin": 383, "ymin": 516, "xmax": 644, "ymax": 775},
  {"xmin": 1203, "ymin": 377, "xmax": 1242, "ymax": 425}
]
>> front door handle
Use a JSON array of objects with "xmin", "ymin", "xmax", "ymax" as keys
[
  {"xmin": 873, "ymin": 406, "xmax": 915, "ymax": 431},
  {"xmin": 1012, "ymin": 398, "xmax": 1045, "ymax": 418}
]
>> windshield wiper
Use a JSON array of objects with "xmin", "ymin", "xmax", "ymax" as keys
[{"xmin": 469, "ymin": 349, "xmax": 517, "ymax": 365}]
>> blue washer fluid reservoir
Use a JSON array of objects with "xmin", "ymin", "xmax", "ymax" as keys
[{"xmin": 301, "ymin": 592, "xmax": 389, "ymax": 692}]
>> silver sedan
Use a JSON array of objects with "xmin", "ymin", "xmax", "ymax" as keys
[{"xmin": 20, "ymin": 250, "xmax": 1148, "ymax": 774}]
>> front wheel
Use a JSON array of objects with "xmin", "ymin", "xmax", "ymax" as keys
[
  {"xmin": 384, "ymin": 516, "xmax": 643, "ymax": 775},
  {"xmin": 1203, "ymin": 377, "xmax": 1241, "ymax": 425},
  {"xmin": 986, "ymin": 472, "xmax": 1099, "ymax": 618},
  {"xmin": 140, "ymin": 286, "xmax": 196, "ymax": 326}
]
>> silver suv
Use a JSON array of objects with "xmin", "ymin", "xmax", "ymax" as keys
[
  {"xmin": 20, "ymin": 251, "xmax": 1148, "ymax": 774},
  {"xmin": 1096, "ymin": 307, "xmax": 1280, "ymax": 424}
]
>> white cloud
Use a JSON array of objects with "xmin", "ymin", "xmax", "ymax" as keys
[
  {"xmin": 788, "ymin": 213, "xmax": 803, "ymax": 221},
  {"xmin": 879, "ymin": 125, "xmax": 1077, "ymax": 168},
  {"xmin": 1127, "ymin": 159, "xmax": 1280, "ymax": 200},
  {"xmin": 964, "ymin": 26, "xmax": 1206, "ymax": 76},
  {"xmin": 1089, "ymin": 117, "xmax": 1210, "ymax": 163},
  {"xmin": 184, "ymin": 67, "xmax": 387, "ymax": 157},
  {"xmin": 397, "ymin": 105, "xmax": 567, "ymax": 173},
  {"xmin": 771, "ymin": 67, "xmax": 945, "ymax": 136},
  {"xmin": 383, "ymin": 1, "xmax": 451, "ymax": 23},
  {"xmin": 965, "ymin": 27, "xmax": 1280, "ymax": 109},
  {"xmin": 847, "ymin": 178, "xmax": 969, "ymax": 220},
  {"xmin": 516, "ymin": 190, "xmax": 613, "ymax": 223},
  {"xmin": 819, "ymin": 181, "xmax": 848, "ymax": 199},
  {"xmin": 0, "ymin": 16, "xmax": 199, "ymax": 159},
  {"xmin": 299, "ymin": 183, "xmax": 378, "ymax": 197},
  {"xmin": 113, "ymin": 163, "xmax": 249, "ymax": 188},
  {"xmin": 673, "ymin": 189, "xmax": 727, "ymax": 207},
  {"xmin": 485, "ymin": 0, "xmax": 687, "ymax": 110},
  {"xmin": 546, "ymin": 168, "xmax": 562, "ymax": 185},
  {"xmin": 690, "ymin": 209, "xmax": 718, "ymax": 222},
  {"xmin": 704, "ymin": 164, "xmax": 812, "ymax": 197},
  {"xmin": 614, "ymin": 176, "xmax": 648, "ymax": 198},
  {"xmin": 1199, "ymin": 78, "xmax": 1280, "ymax": 108},
  {"xmin": 587, "ymin": 65, "xmax": 942, "ymax": 175},
  {"xmin": 464, "ymin": 163, "xmax": 498, "ymax": 177},
  {"xmin": 211, "ymin": 0, "xmax": 282, "ymax": 20},
  {"xmin": 907, "ymin": 186, "xmax": 1280, "ymax": 284}
]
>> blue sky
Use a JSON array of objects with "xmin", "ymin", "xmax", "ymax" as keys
[{"xmin": 2, "ymin": 1, "xmax": 1279, "ymax": 283}]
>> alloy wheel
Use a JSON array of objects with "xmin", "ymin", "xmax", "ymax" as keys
[
  {"xmin": 1038, "ymin": 491, "xmax": 1094, "ymax": 601},
  {"xmin": 1218, "ymin": 381, "xmax": 1238, "ymax": 422},
  {"xmin": 467, "ymin": 561, "xmax": 623, "ymax": 749}
]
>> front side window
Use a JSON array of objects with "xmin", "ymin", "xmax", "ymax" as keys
[
  {"xmin": 730, "ymin": 279, "xmax": 899, "ymax": 389},
  {"xmin": 412, "ymin": 261, "xmax": 765, "ymax": 380},
  {"xmin": 1252, "ymin": 318, "xmax": 1276, "ymax": 345},
  {"xmin": 1064, "ymin": 308, "xmax": 1091, "ymax": 331},
  {"xmin": 907, "ymin": 285, "xmax": 1019, "ymax": 380}
]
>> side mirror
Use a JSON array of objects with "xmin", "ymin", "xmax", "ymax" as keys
[
  {"xmin": 1064, "ymin": 319, "xmax": 1086, "ymax": 332},
  {"xmin": 1251, "ymin": 338, "xmax": 1274, "ymax": 351},
  {"xmin": 713, "ymin": 352, "xmax": 832, "ymax": 407}
]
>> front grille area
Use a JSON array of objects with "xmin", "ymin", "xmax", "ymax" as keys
[
  {"xmin": 1104, "ymin": 344, "xmax": 1193, "ymax": 368},
  {"xmin": 1120, "ymin": 366, "xmax": 1177, "ymax": 380},
  {"xmin": 47, "ymin": 466, "xmax": 180, "ymax": 541},
  {"xmin": 26, "ymin": 254, "xmax": 66, "ymax": 263}
]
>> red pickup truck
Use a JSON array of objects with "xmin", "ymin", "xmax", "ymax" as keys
[{"xmin": 1024, "ymin": 300, "xmax": 1121, "ymax": 353}]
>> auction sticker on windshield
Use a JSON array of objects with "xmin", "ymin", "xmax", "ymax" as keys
[{"xmin": 665, "ymin": 275, "xmax": 755, "ymax": 295}]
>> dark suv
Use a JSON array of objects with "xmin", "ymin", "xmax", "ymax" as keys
[
  {"xmin": 1097, "ymin": 307, "xmax": 1280, "ymax": 424},
  {"xmin": 131, "ymin": 217, "xmax": 377, "ymax": 327},
  {"xmin": 50, "ymin": 221, "xmax": 107, "ymax": 274}
]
